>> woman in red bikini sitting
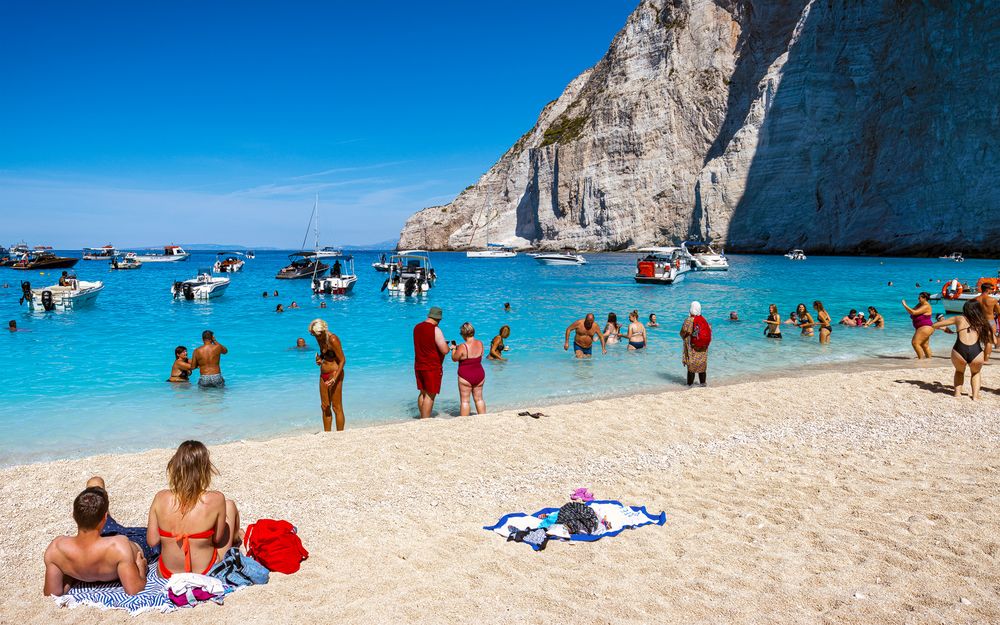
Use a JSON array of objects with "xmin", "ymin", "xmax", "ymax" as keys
[
  {"xmin": 451, "ymin": 322, "xmax": 486, "ymax": 416},
  {"xmin": 146, "ymin": 441, "xmax": 241, "ymax": 579}
]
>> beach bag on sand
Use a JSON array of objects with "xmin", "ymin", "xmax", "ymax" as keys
[
  {"xmin": 244, "ymin": 520, "xmax": 309, "ymax": 574},
  {"xmin": 208, "ymin": 547, "xmax": 270, "ymax": 586},
  {"xmin": 690, "ymin": 315, "xmax": 712, "ymax": 350}
]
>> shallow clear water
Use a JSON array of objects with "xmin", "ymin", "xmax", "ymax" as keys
[{"xmin": 1, "ymin": 251, "xmax": 993, "ymax": 465}]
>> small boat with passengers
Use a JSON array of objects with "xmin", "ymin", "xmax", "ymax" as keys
[
  {"xmin": 382, "ymin": 251, "xmax": 436, "ymax": 295},
  {"xmin": 312, "ymin": 254, "xmax": 358, "ymax": 295},
  {"xmin": 212, "ymin": 251, "xmax": 246, "ymax": 273},
  {"xmin": 171, "ymin": 268, "xmax": 230, "ymax": 300},
  {"xmin": 135, "ymin": 245, "xmax": 190, "ymax": 263},
  {"xmin": 931, "ymin": 276, "xmax": 999, "ymax": 314},
  {"xmin": 19, "ymin": 274, "xmax": 104, "ymax": 311},
  {"xmin": 110, "ymin": 253, "xmax": 142, "ymax": 270},
  {"xmin": 682, "ymin": 241, "xmax": 729, "ymax": 271},
  {"xmin": 9, "ymin": 250, "xmax": 80, "ymax": 270},
  {"xmin": 634, "ymin": 247, "xmax": 691, "ymax": 285},
  {"xmin": 532, "ymin": 250, "xmax": 587, "ymax": 266},
  {"xmin": 82, "ymin": 245, "xmax": 118, "ymax": 260},
  {"xmin": 784, "ymin": 249, "xmax": 807, "ymax": 261},
  {"xmin": 276, "ymin": 252, "xmax": 328, "ymax": 280}
]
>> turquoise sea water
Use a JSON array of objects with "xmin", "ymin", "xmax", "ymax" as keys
[{"xmin": 2, "ymin": 251, "xmax": 995, "ymax": 466}]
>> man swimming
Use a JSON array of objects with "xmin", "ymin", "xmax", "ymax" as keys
[
  {"xmin": 563, "ymin": 313, "xmax": 607, "ymax": 358},
  {"xmin": 191, "ymin": 330, "xmax": 227, "ymax": 388},
  {"xmin": 43, "ymin": 481, "xmax": 148, "ymax": 596}
]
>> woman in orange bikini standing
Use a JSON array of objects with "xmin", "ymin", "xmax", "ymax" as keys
[
  {"xmin": 147, "ymin": 441, "xmax": 241, "ymax": 578},
  {"xmin": 309, "ymin": 319, "xmax": 346, "ymax": 432}
]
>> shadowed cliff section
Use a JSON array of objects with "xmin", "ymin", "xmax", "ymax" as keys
[{"xmin": 721, "ymin": 0, "xmax": 1000, "ymax": 255}]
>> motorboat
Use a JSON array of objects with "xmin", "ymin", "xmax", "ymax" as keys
[
  {"xmin": 82, "ymin": 245, "xmax": 118, "ymax": 260},
  {"xmin": 19, "ymin": 276, "xmax": 104, "ymax": 311},
  {"xmin": 245, "ymin": 250, "xmax": 256, "ymax": 259},
  {"xmin": 467, "ymin": 243, "xmax": 517, "ymax": 259},
  {"xmin": 372, "ymin": 253, "xmax": 392, "ymax": 272},
  {"xmin": 313, "ymin": 246, "xmax": 344, "ymax": 258},
  {"xmin": 312, "ymin": 254, "xmax": 358, "ymax": 295},
  {"xmin": 171, "ymin": 268, "xmax": 230, "ymax": 300},
  {"xmin": 135, "ymin": 245, "xmax": 190, "ymax": 263},
  {"xmin": 682, "ymin": 241, "xmax": 729, "ymax": 271},
  {"xmin": 931, "ymin": 277, "xmax": 998, "ymax": 314},
  {"xmin": 784, "ymin": 249, "xmax": 807, "ymax": 261},
  {"xmin": 276, "ymin": 252, "xmax": 328, "ymax": 280},
  {"xmin": 9, "ymin": 251, "xmax": 80, "ymax": 270},
  {"xmin": 382, "ymin": 251, "xmax": 436, "ymax": 295},
  {"xmin": 532, "ymin": 251, "xmax": 587, "ymax": 266},
  {"xmin": 634, "ymin": 247, "xmax": 691, "ymax": 285},
  {"xmin": 110, "ymin": 253, "xmax": 142, "ymax": 270},
  {"xmin": 10, "ymin": 242, "xmax": 29, "ymax": 255},
  {"xmin": 940, "ymin": 252, "xmax": 964, "ymax": 262},
  {"xmin": 212, "ymin": 251, "xmax": 246, "ymax": 273}
]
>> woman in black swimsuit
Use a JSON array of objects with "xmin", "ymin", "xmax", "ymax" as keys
[
  {"xmin": 813, "ymin": 300, "xmax": 832, "ymax": 344},
  {"xmin": 932, "ymin": 300, "xmax": 995, "ymax": 400},
  {"xmin": 763, "ymin": 304, "xmax": 782, "ymax": 339}
]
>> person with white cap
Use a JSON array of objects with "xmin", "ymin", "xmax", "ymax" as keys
[{"xmin": 679, "ymin": 301, "xmax": 711, "ymax": 386}]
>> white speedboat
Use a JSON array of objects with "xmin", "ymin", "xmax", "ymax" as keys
[
  {"xmin": 171, "ymin": 269, "xmax": 230, "ymax": 300},
  {"xmin": 212, "ymin": 251, "xmax": 246, "ymax": 273},
  {"xmin": 533, "ymin": 251, "xmax": 587, "ymax": 265},
  {"xmin": 136, "ymin": 245, "xmax": 190, "ymax": 263},
  {"xmin": 110, "ymin": 253, "xmax": 142, "ymax": 270},
  {"xmin": 313, "ymin": 246, "xmax": 344, "ymax": 258},
  {"xmin": 313, "ymin": 254, "xmax": 358, "ymax": 295},
  {"xmin": 372, "ymin": 253, "xmax": 392, "ymax": 272},
  {"xmin": 382, "ymin": 252, "xmax": 436, "ymax": 295},
  {"xmin": 82, "ymin": 245, "xmax": 117, "ymax": 260},
  {"xmin": 784, "ymin": 249, "xmax": 807, "ymax": 260},
  {"xmin": 634, "ymin": 247, "xmax": 691, "ymax": 285},
  {"xmin": 467, "ymin": 244, "xmax": 517, "ymax": 259},
  {"xmin": 940, "ymin": 252, "xmax": 964, "ymax": 262},
  {"xmin": 19, "ymin": 276, "xmax": 104, "ymax": 311},
  {"xmin": 682, "ymin": 241, "xmax": 729, "ymax": 271}
]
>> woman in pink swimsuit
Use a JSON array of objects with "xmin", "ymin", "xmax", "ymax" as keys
[
  {"xmin": 902, "ymin": 291, "xmax": 935, "ymax": 359},
  {"xmin": 451, "ymin": 322, "xmax": 486, "ymax": 416}
]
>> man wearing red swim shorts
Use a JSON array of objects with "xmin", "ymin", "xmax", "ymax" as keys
[{"xmin": 413, "ymin": 306, "xmax": 452, "ymax": 418}]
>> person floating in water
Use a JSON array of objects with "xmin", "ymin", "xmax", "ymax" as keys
[
  {"xmin": 839, "ymin": 310, "xmax": 859, "ymax": 325},
  {"xmin": 8, "ymin": 320, "xmax": 17, "ymax": 332},
  {"xmin": 168, "ymin": 346, "xmax": 192, "ymax": 383},
  {"xmin": 276, "ymin": 304, "xmax": 284, "ymax": 313},
  {"xmin": 563, "ymin": 313, "xmax": 607, "ymax": 358},
  {"xmin": 647, "ymin": 313, "xmax": 659, "ymax": 328},
  {"xmin": 729, "ymin": 311, "xmax": 740, "ymax": 322},
  {"xmin": 503, "ymin": 302, "xmax": 511, "ymax": 313},
  {"xmin": 289, "ymin": 301, "xmax": 299, "ymax": 309},
  {"xmin": 309, "ymin": 319, "xmax": 346, "ymax": 432},
  {"xmin": 295, "ymin": 337, "xmax": 308, "ymax": 349},
  {"xmin": 191, "ymin": 330, "xmax": 227, "ymax": 388}
]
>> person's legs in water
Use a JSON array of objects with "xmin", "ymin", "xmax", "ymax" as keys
[
  {"xmin": 457, "ymin": 376, "xmax": 472, "ymax": 416},
  {"xmin": 686, "ymin": 371, "xmax": 694, "ymax": 386},
  {"xmin": 418, "ymin": 391, "xmax": 436, "ymax": 418},
  {"xmin": 472, "ymin": 383, "xmax": 486, "ymax": 415},
  {"xmin": 914, "ymin": 326, "xmax": 934, "ymax": 359},
  {"xmin": 698, "ymin": 372, "xmax": 707, "ymax": 385}
]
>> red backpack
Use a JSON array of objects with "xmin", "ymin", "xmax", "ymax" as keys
[
  {"xmin": 244, "ymin": 519, "xmax": 309, "ymax": 574},
  {"xmin": 690, "ymin": 315, "xmax": 712, "ymax": 350}
]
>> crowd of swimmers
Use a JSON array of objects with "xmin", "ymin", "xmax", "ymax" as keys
[{"xmin": 762, "ymin": 302, "xmax": 885, "ymax": 344}]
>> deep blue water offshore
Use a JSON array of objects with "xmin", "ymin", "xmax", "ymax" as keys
[{"xmin": 2, "ymin": 250, "xmax": 994, "ymax": 465}]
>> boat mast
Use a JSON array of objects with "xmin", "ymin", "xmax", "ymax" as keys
[{"xmin": 311, "ymin": 195, "xmax": 321, "ymax": 283}]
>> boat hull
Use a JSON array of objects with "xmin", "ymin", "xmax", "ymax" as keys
[
  {"xmin": 136, "ymin": 255, "xmax": 189, "ymax": 263},
  {"xmin": 11, "ymin": 257, "xmax": 80, "ymax": 270},
  {"xmin": 27, "ymin": 282, "xmax": 104, "ymax": 311},
  {"xmin": 635, "ymin": 273, "xmax": 687, "ymax": 285},
  {"xmin": 533, "ymin": 255, "xmax": 586, "ymax": 266},
  {"xmin": 171, "ymin": 281, "xmax": 229, "ymax": 300},
  {"xmin": 466, "ymin": 251, "xmax": 517, "ymax": 258},
  {"xmin": 313, "ymin": 276, "xmax": 357, "ymax": 295}
]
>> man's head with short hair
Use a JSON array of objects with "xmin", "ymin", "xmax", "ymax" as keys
[
  {"xmin": 202, "ymin": 330, "xmax": 214, "ymax": 343},
  {"xmin": 982, "ymin": 283, "xmax": 992, "ymax": 293},
  {"xmin": 8, "ymin": 320, "xmax": 14, "ymax": 330},
  {"xmin": 73, "ymin": 487, "xmax": 109, "ymax": 531}
]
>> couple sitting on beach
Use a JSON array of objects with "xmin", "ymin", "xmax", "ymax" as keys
[{"xmin": 43, "ymin": 441, "xmax": 240, "ymax": 596}]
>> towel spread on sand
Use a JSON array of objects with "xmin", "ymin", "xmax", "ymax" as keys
[
  {"xmin": 484, "ymin": 500, "xmax": 666, "ymax": 551},
  {"xmin": 53, "ymin": 566, "xmax": 177, "ymax": 615}
]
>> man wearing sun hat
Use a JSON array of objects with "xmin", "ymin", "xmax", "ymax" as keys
[{"xmin": 413, "ymin": 306, "xmax": 451, "ymax": 418}]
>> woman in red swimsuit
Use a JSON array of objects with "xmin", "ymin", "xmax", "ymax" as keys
[
  {"xmin": 147, "ymin": 441, "xmax": 241, "ymax": 578},
  {"xmin": 451, "ymin": 322, "xmax": 486, "ymax": 416}
]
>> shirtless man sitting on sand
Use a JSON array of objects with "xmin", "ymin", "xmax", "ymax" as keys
[
  {"xmin": 563, "ymin": 313, "xmax": 607, "ymax": 358},
  {"xmin": 43, "ymin": 480, "xmax": 148, "ymax": 596},
  {"xmin": 191, "ymin": 330, "xmax": 227, "ymax": 388}
]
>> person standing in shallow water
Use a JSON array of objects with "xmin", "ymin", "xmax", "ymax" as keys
[
  {"xmin": 813, "ymin": 300, "xmax": 832, "ymax": 344},
  {"xmin": 191, "ymin": 330, "xmax": 227, "ymax": 388},
  {"xmin": 563, "ymin": 313, "xmax": 607, "ymax": 358},
  {"xmin": 902, "ymin": 292, "xmax": 934, "ymax": 359},
  {"xmin": 452, "ymin": 322, "xmax": 486, "ymax": 416},
  {"xmin": 309, "ymin": 319, "xmax": 346, "ymax": 432},
  {"xmin": 680, "ymin": 301, "xmax": 710, "ymax": 386},
  {"xmin": 413, "ymin": 307, "xmax": 451, "ymax": 418}
]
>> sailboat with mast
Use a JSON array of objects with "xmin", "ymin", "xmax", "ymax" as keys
[
  {"xmin": 275, "ymin": 197, "xmax": 330, "ymax": 279},
  {"xmin": 465, "ymin": 194, "xmax": 517, "ymax": 258}
]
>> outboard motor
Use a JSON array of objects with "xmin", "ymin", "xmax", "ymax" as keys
[
  {"xmin": 41, "ymin": 290, "xmax": 55, "ymax": 311},
  {"xmin": 404, "ymin": 277, "xmax": 416, "ymax": 296},
  {"xmin": 19, "ymin": 281, "xmax": 32, "ymax": 305},
  {"xmin": 182, "ymin": 283, "xmax": 195, "ymax": 300}
]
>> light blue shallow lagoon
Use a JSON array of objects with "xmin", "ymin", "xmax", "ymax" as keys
[{"xmin": 2, "ymin": 251, "xmax": 994, "ymax": 466}]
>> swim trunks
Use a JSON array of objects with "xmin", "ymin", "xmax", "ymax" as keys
[
  {"xmin": 198, "ymin": 373, "xmax": 225, "ymax": 388},
  {"xmin": 573, "ymin": 343, "xmax": 592, "ymax": 356},
  {"xmin": 415, "ymin": 368, "xmax": 442, "ymax": 395}
]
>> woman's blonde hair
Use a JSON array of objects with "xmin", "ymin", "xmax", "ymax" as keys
[
  {"xmin": 308, "ymin": 319, "xmax": 328, "ymax": 335},
  {"xmin": 460, "ymin": 322, "xmax": 475, "ymax": 338},
  {"xmin": 167, "ymin": 440, "xmax": 218, "ymax": 513}
]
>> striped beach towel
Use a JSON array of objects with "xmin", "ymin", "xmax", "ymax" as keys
[{"xmin": 53, "ymin": 566, "xmax": 176, "ymax": 615}]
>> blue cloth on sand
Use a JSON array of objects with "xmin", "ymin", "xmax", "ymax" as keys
[{"xmin": 102, "ymin": 516, "xmax": 160, "ymax": 563}]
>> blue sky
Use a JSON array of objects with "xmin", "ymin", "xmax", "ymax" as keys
[{"xmin": 0, "ymin": 1, "xmax": 635, "ymax": 248}]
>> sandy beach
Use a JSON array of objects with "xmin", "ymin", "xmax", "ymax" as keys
[{"xmin": 1, "ymin": 362, "xmax": 998, "ymax": 624}]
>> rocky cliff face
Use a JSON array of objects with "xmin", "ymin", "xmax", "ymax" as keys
[{"xmin": 399, "ymin": 0, "xmax": 999, "ymax": 255}]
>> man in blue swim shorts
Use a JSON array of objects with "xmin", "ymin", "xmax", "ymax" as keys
[{"xmin": 563, "ymin": 313, "xmax": 607, "ymax": 359}]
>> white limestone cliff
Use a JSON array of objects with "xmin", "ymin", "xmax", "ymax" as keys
[{"xmin": 399, "ymin": 0, "xmax": 999, "ymax": 255}]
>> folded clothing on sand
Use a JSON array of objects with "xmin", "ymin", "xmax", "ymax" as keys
[
  {"xmin": 166, "ymin": 573, "xmax": 225, "ymax": 608},
  {"xmin": 485, "ymin": 500, "xmax": 666, "ymax": 551}
]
